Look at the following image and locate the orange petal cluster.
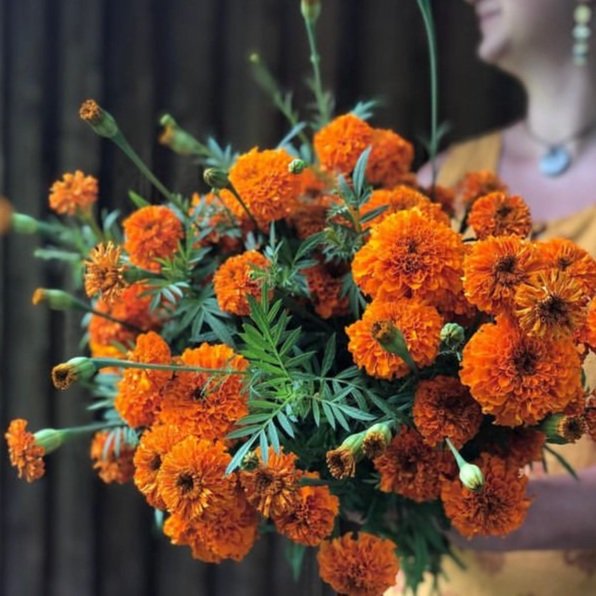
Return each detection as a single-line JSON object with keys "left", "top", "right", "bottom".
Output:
{"left": 346, "top": 299, "right": 443, "bottom": 380}
{"left": 90, "top": 430, "right": 136, "bottom": 484}
{"left": 317, "top": 532, "right": 400, "bottom": 596}
{"left": 304, "top": 262, "right": 350, "bottom": 319}
{"left": 49, "top": 170, "right": 98, "bottom": 215}
{"left": 213, "top": 250, "right": 271, "bottom": 316}
{"left": 365, "top": 128, "right": 414, "bottom": 187}
{"left": 123, "top": 205, "right": 183, "bottom": 272}
{"left": 456, "top": 170, "right": 508, "bottom": 208}
{"left": 84, "top": 242, "right": 126, "bottom": 302}
{"left": 468, "top": 192, "right": 532, "bottom": 239}
{"left": 5, "top": 419, "right": 46, "bottom": 482}
{"left": 441, "top": 453, "right": 531, "bottom": 538}
{"left": 461, "top": 316, "right": 583, "bottom": 426}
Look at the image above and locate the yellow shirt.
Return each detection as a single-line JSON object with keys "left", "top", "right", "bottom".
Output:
{"left": 387, "top": 133, "right": 596, "bottom": 596}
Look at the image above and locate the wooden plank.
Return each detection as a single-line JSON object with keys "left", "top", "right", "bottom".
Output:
{"left": 0, "top": 1, "right": 52, "bottom": 595}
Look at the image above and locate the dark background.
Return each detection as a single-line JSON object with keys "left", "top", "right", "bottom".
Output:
{"left": 0, "top": 1, "right": 524, "bottom": 595}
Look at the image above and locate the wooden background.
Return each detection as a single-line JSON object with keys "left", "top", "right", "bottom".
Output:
{"left": 0, "top": 1, "right": 524, "bottom": 595}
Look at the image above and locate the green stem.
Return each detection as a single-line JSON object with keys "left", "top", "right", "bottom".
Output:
{"left": 445, "top": 437, "right": 466, "bottom": 469}
{"left": 91, "top": 357, "right": 248, "bottom": 376}
{"left": 112, "top": 131, "right": 174, "bottom": 203}
{"left": 416, "top": 0, "right": 440, "bottom": 188}
{"left": 63, "top": 421, "right": 123, "bottom": 438}
{"left": 304, "top": 18, "right": 330, "bottom": 125}
{"left": 227, "top": 182, "right": 261, "bottom": 230}
{"left": 80, "top": 212, "right": 104, "bottom": 242}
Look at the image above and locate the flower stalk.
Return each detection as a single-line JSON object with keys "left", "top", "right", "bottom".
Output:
{"left": 445, "top": 437, "right": 484, "bottom": 491}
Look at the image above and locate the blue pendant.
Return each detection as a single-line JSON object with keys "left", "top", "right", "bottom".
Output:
{"left": 539, "top": 146, "right": 571, "bottom": 177}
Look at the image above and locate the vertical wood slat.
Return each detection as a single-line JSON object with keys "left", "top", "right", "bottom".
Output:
{"left": 1, "top": 2, "right": 51, "bottom": 596}
{"left": 1, "top": 2, "right": 523, "bottom": 595}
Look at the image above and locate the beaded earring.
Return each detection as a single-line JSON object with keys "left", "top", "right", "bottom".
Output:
{"left": 573, "top": 0, "right": 593, "bottom": 65}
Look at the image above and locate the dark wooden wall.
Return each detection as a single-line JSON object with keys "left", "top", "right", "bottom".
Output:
{"left": 0, "top": 1, "right": 524, "bottom": 595}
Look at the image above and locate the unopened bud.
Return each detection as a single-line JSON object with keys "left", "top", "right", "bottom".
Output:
{"left": 203, "top": 168, "right": 230, "bottom": 190}
{"left": 288, "top": 159, "right": 306, "bottom": 174}
{"left": 32, "top": 288, "right": 85, "bottom": 311}
{"left": 362, "top": 422, "right": 392, "bottom": 459}
{"left": 159, "top": 114, "right": 205, "bottom": 156}
{"left": 52, "top": 357, "right": 97, "bottom": 390}
{"left": 79, "top": 99, "right": 119, "bottom": 139}
{"left": 10, "top": 212, "right": 42, "bottom": 235}
{"left": 326, "top": 431, "right": 365, "bottom": 479}
{"left": 301, "top": 0, "right": 322, "bottom": 24}
{"left": 440, "top": 322, "right": 465, "bottom": 351}
{"left": 459, "top": 462, "right": 484, "bottom": 491}
{"left": 371, "top": 320, "right": 417, "bottom": 373}
{"left": 33, "top": 428, "right": 67, "bottom": 454}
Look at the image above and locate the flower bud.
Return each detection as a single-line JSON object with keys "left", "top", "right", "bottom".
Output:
{"left": 301, "top": 0, "right": 322, "bottom": 24}
{"left": 32, "top": 288, "right": 85, "bottom": 311}
{"left": 159, "top": 114, "right": 204, "bottom": 156}
{"left": 362, "top": 422, "right": 392, "bottom": 459}
{"left": 203, "top": 167, "right": 230, "bottom": 190}
{"left": 79, "top": 99, "right": 119, "bottom": 139}
{"left": 326, "top": 431, "right": 365, "bottom": 479}
{"left": 288, "top": 159, "right": 306, "bottom": 174}
{"left": 10, "top": 212, "right": 42, "bottom": 235}
{"left": 440, "top": 322, "right": 465, "bottom": 351}
{"left": 33, "top": 428, "right": 67, "bottom": 454}
{"left": 459, "top": 462, "right": 484, "bottom": 491}
{"left": 52, "top": 357, "right": 97, "bottom": 390}
{"left": 371, "top": 320, "right": 417, "bottom": 372}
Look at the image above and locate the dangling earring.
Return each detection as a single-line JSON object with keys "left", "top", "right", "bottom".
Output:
{"left": 573, "top": 0, "right": 593, "bottom": 66}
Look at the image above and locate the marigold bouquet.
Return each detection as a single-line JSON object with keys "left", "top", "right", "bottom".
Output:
{"left": 3, "top": 1, "right": 596, "bottom": 594}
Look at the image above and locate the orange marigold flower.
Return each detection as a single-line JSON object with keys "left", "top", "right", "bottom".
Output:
{"left": 419, "top": 184, "right": 456, "bottom": 217}
{"left": 90, "top": 430, "right": 136, "bottom": 484}
{"left": 352, "top": 210, "right": 464, "bottom": 307}
{"left": 5, "top": 419, "right": 46, "bottom": 482}
{"left": 373, "top": 426, "right": 456, "bottom": 502}
{"left": 515, "top": 269, "right": 589, "bottom": 339}
{"left": 413, "top": 376, "right": 483, "bottom": 448}
{"left": 49, "top": 170, "right": 98, "bottom": 216}
{"left": 228, "top": 148, "right": 302, "bottom": 228}
{"left": 468, "top": 192, "right": 532, "bottom": 239}
{"left": 84, "top": 242, "right": 126, "bottom": 303}
{"left": 213, "top": 250, "right": 271, "bottom": 316}
{"left": 463, "top": 235, "right": 542, "bottom": 315}
{"left": 365, "top": 128, "right": 414, "bottom": 188}
{"left": 299, "top": 166, "right": 330, "bottom": 196}
{"left": 286, "top": 194, "right": 337, "bottom": 239}
{"left": 461, "top": 315, "right": 583, "bottom": 426}
{"left": 274, "top": 472, "right": 339, "bottom": 546}
{"left": 240, "top": 447, "right": 302, "bottom": 518}
{"left": 479, "top": 427, "right": 546, "bottom": 468}
{"left": 159, "top": 343, "right": 248, "bottom": 439}
{"left": 314, "top": 114, "right": 374, "bottom": 176}
{"left": 577, "top": 299, "right": 596, "bottom": 351}
{"left": 89, "top": 283, "right": 160, "bottom": 360}
{"left": 585, "top": 392, "right": 596, "bottom": 442}
{"left": 538, "top": 237, "right": 596, "bottom": 299}
{"left": 456, "top": 170, "right": 508, "bottom": 208}
{"left": 304, "top": 262, "right": 350, "bottom": 319}
{"left": 326, "top": 446, "right": 358, "bottom": 480}
{"left": 123, "top": 205, "right": 183, "bottom": 272}
{"left": 317, "top": 532, "right": 400, "bottom": 596}
{"left": 441, "top": 453, "right": 531, "bottom": 538}
{"left": 114, "top": 331, "right": 172, "bottom": 428}
{"left": 157, "top": 437, "right": 236, "bottom": 521}
{"left": 133, "top": 424, "right": 186, "bottom": 509}
{"left": 163, "top": 513, "right": 221, "bottom": 563}
{"left": 360, "top": 186, "right": 450, "bottom": 229}
{"left": 346, "top": 298, "right": 443, "bottom": 380}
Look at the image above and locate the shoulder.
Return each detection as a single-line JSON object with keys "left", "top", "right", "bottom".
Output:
{"left": 417, "top": 130, "right": 503, "bottom": 188}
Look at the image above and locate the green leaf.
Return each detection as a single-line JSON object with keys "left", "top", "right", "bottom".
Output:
{"left": 226, "top": 425, "right": 262, "bottom": 440}
{"left": 267, "top": 421, "right": 281, "bottom": 452}
{"left": 129, "top": 190, "right": 150, "bottom": 208}
{"left": 321, "top": 334, "right": 336, "bottom": 376}
{"left": 226, "top": 436, "right": 257, "bottom": 474}
{"left": 284, "top": 541, "right": 307, "bottom": 582}
{"left": 352, "top": 146, "right": 372, "bottom": 197}
{"left": 277, "top": 411, "right": 295, "bottom": 438}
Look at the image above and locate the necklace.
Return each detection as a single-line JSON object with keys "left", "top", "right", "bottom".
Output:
{"left": 524, "top": 119, "right": 596, "bottom": 177}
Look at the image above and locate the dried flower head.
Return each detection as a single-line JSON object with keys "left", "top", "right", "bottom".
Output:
{"left": 441, "top": 453, "right": 531, "bottom": 538}
{"left": 468, "top": 192, "right": 532, "bottom": 239}
{"left": 461, "top": 315, "right": 583, "bottom": 426}
{"left": 413, "top": 376, "right": 483, "bottom": 448}
{"left": 84, "top": 242, "right": 126, "bottom": 302}
{"left": 90, "top": 430, "right": 136, "bottom": 484}
{"left": 49, "top": 170, "right": 98, "bottom": 216}
{"left": 123, "top": 205, "right": 183, "bottom": 273}
{"left": 5, "top": 419, "right": 46, "bottom": 482}
{"left": 213, "top": 250, "right": 271, "bottom": 316}
{"left": 317, "top": 532, "right": 400, "bottom": 596}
